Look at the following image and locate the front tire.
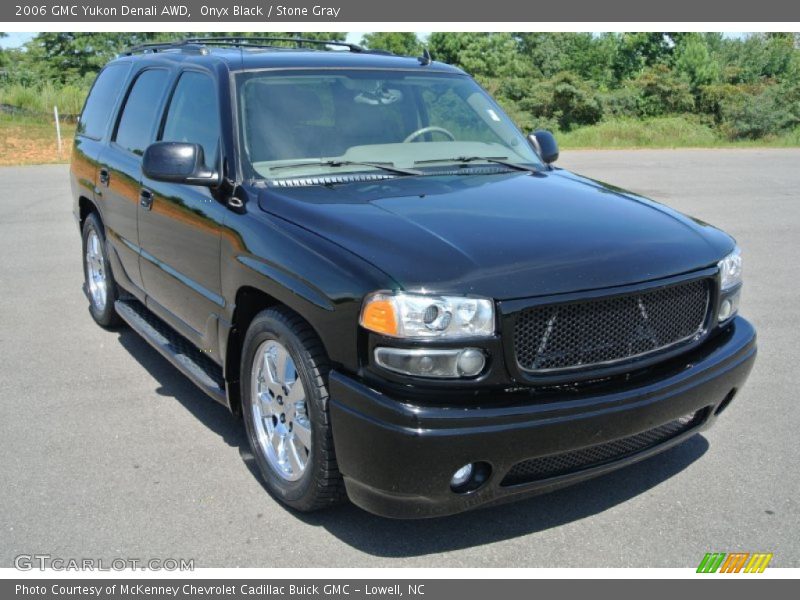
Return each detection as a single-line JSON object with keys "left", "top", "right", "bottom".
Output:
{"left": 240, "top": 307, "right": 345, "bottom": 512}
{"left": 81, "top": 212, "right": 121, "bottom": 327}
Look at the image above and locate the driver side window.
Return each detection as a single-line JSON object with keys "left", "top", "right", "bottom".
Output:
{"left": 160, "top": 71, "right": 221, "bottom": 170}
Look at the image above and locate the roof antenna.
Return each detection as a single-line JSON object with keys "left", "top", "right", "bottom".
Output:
{"left": 418, "top": 48, "right": 432, "bottom": 66}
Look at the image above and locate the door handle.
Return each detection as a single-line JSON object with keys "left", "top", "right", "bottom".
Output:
{"left": 98, "top": 168, "right": 110, "bottom": 186}
{"left": 139, "top": 188, "right": 154, "bottom": 210}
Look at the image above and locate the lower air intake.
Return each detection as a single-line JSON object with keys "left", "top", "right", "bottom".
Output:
{"left": 500, "top": 410, "right": 706, "bottom": 486}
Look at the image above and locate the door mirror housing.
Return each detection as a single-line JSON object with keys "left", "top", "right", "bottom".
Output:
{"left": 142, "top": 142, "right": 220, "bottom": 186}
{"left": 527, "top": 130, "right": 559, "bottom": 165}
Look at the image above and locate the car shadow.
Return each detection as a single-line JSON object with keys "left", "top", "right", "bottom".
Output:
{"left": 291, "top": 435, "right": 709, "bottom": 557}
{"left": 116, "top": 328, "right": 246, "bottom": 448}
{"left": 115, "top": 325, "right": 709, "bottom": 558}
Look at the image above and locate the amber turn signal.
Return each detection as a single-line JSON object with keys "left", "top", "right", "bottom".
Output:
{"left": 360, "top": 296, "right": 398, "bottom": 336}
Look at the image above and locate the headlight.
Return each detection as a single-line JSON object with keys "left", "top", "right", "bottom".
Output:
{"left": 360, "top": 292, "right": 495, "bottom": 339}
{"left": 717, "top": 246, "right": 742, "bottom": 323}
{"left": 718, "top": 246, "right": 742, "bottom": 291}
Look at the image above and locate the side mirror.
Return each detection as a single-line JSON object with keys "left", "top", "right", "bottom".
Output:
{"left": 528, "top": 130, "right": 559, "bottom": 165}
{"left": 142, "top": 142, "right": 220, "bottom": 186}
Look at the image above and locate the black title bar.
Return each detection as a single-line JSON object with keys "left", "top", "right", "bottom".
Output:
{"left": 3, "top": 0, "right": 800, "bottom": 22}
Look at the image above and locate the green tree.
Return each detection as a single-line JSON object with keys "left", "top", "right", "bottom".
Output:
{"left": 674, "top": 33, "right": 720, "bottom": 90}
{"left": 428, "top": 32, "right": 530, "bottom": 78}
{"left": 630, "top": 64, "right": 696, "bottom": 117}
{"left": 0, "top": 33, "right": 8, "bottom": 71}
{"left": 519, "top": 72, "right": 603, "bottom": 130}
{"left": 611, "top": 33, "right": 672, "bottom": 82}
{"left": 360, "top": 32, "right": 421, "bottom": 55}
{"left": 720, "top": 33, "right": 798, "bottom": 84}
{"left": 516, "top": 33, "right": 616, "bottom": 84}
{"left": 27, "top": 33, "right": 160, "bottom": 82}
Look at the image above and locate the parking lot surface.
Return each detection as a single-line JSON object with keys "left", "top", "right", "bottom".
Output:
{"left": 1, "top": 149, "right": 797, "bottom": 567}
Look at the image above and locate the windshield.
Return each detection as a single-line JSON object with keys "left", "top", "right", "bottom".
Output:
{"left": 235, "top": 70, "right": 542, "bottom": 179}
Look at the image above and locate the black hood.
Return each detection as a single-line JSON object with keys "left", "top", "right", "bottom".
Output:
{"left": 257, "top": 169, "right": 733, "bottom": 300}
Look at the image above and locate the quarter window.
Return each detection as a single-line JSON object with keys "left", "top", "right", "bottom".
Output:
{"left": 78, "top": 63, "right": 131, "bottom": 140}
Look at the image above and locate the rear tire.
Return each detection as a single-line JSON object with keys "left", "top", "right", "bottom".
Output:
{"left": 240, "top": 307, "right": 346, "bottom": 512}
{"left": 81, "top": 212, "right": 121, "bottom": 328}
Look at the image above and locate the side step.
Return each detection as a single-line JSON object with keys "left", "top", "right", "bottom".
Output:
{"left": 115, "top": 299, "right": 227, "bottom": 405}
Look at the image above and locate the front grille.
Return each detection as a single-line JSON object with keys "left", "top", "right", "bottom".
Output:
{"left": 500, "top": 410, "right": 705, "bottom": 486}
{"left": 513, "top": 278, "right": 710, "bottom": 374}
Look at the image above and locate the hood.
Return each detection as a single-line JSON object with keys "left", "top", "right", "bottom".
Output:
{"left": 257, "top": 169, "right": 734, "bottom": 300}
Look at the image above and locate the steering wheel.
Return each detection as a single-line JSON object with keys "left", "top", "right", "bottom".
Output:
{"left": 403, "top": 126, "right": 456, "bottom": 143}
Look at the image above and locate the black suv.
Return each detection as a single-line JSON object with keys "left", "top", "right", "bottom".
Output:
{"left": 71, "top": 38, "right": 756, "bottom": 518}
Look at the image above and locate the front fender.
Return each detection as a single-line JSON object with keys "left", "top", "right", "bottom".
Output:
{"left": 219, "top": 205, "right": 397, "bottom": 372}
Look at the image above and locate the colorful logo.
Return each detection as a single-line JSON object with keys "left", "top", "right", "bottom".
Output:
{"left": 697, "top": 552, "right": 773, "bottom": 573}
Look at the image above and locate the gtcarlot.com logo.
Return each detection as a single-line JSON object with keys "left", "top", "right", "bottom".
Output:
{"left": 14, "top": 554, "right": 194, "bottom": 571}
{"left": 697, "top": 552, "right": 773, "bottom": 573}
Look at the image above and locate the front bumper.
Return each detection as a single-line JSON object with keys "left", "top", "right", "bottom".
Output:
{"left": 329, "top": 317, "right": 757, "bottom": 518}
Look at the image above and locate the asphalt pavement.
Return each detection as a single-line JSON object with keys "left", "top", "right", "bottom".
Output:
{"left": 0, "top": 149, "right": 797, "bottom": 567}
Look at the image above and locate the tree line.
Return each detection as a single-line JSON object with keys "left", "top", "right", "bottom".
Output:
{"left": 1, "top": 32, "right": 798, "bottom": 140}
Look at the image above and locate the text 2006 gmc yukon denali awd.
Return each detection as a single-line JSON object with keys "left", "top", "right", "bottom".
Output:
{"left": 70, "top": 38, "right": 756, "bottom": 518}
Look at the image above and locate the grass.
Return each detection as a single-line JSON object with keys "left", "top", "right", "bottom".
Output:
{"left": 0, "top": 113, "right": 76, "bottom": 166}
{"left": 559, "top": 116, "right": 800, "bottom": 149}
{"left": 0, "top": 82, "right": 87, "bottom": 116}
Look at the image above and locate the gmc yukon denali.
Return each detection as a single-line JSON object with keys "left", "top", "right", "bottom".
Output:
{"left": 70, "top": 38, "right": 756, "bottom": 518}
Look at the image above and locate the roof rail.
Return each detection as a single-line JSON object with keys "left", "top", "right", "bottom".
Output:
{"left": 183, "top": 36, "right": 367, "bottom": 53}
{"left": 120, "top": 37, "right": 399, "bottom": 58}
{"left": 122, "top": 40, "right": 209, "bottom": 56}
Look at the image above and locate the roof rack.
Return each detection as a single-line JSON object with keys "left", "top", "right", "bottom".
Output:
{"left": 185, "top": 36, "right": 367, "bottom": 53}
{"left": 122, "top": 41, "right": 208, "bottom": 56}
{"left": 122, "top": 36, "right": 371, "bottom": 56}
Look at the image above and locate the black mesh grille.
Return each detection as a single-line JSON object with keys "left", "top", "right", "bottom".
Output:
{"left": 513, "top": 278, "right": 710, "bottom": 373}
{"left": 501, "top": 410, "right": 705, "bottom": 486}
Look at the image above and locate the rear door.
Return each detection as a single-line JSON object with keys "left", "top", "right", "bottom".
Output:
{"left": 71, "top": 62, "right": 131, "bottom": 207}
{"left": 138, "top": 68, "right": 226, "bottom": 355}
{"left": 96, "top": 67, "right": 171, "bottom": 293}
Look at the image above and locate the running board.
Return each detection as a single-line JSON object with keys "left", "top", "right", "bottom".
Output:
{"left": 115, "top": 299, "right": 227, "bottom": 405}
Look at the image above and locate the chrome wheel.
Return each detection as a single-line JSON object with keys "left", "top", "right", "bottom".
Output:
{"left": 85, "top": 229, "right": 107, "bottom": 312}
{"left": 250, "top": 339, "right": 311, "bottom": 481}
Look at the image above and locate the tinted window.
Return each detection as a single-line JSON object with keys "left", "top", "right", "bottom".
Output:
{"left": 115, "top": 69, "right": 169, "bottom": 156}
{"left": 237, "top": 71, "right": 540, "bottom": 178}
{"left": 78, "top": 63, "right": 131, "bottom": 139}
{"left": 161, "top": 71, "right": 220, "bottom": 169}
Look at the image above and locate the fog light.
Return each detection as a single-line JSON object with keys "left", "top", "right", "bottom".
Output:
{"left": 719, "top": 299, "right": 733, "bottom": 321}
{"left": 718, "top": 289, "right": 741, "bottom": 322}
{"left": 374, "top": 347, "right": 486, "bottom": 378}
{"left": 451, "top": 463, "right": 474, "bottom": 488}
{"left": 456, "top": 349, "right": 486, "bottom": 376}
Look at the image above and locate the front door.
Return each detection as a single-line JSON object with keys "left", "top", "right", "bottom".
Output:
{"left": 138, "top": 69, "right": 226, "bottom": 356}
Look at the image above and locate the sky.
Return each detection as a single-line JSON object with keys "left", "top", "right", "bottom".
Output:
{"left": 1, "top": 32, "right": 35, "bottom": 48}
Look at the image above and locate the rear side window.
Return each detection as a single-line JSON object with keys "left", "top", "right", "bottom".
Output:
{"left": 160, "top": 71, "right": 221, "bottom": 169}
{"left": 77, "top": 63, "right": 131, "bottom": 140}
{"left": 114, "top": 69, "right": 170, "bottom": 156}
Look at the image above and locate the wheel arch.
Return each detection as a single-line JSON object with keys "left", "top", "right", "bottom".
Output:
{"left": 78, "top": 196, "right": 101, "bottom": 231}
{"left": 224, "top": 286, "right": 330, "bottom": 416}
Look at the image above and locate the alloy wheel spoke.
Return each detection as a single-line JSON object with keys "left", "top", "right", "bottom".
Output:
{"left": 286, "top": 437, "right": 304, "bottom": 474}
{"left": 292, "top": 417, "right": 312, "bottom": 450}
{"left": 270, "top": 429, "right": 284, "bottom": 458}
{"left": 274, "top": 349, "right": 288, "bottom": 385}
{"left": 257, "top": 391, "right": 273, "bottom": 415}
{"left": 285, "top": 378, "right": 305, "bottom": 403}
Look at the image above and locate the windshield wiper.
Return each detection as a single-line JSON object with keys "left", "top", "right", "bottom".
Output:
{"left": 269, "top": 160, "right": 422, "bottom": 176}
{"left": 414, "top": 156, "right": 538, "bottom": 174}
